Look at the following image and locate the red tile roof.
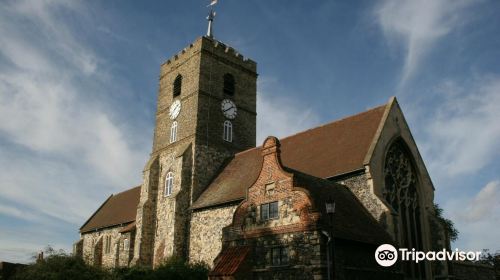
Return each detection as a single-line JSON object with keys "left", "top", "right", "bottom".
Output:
{"left": 80, "top": 103, "right": 387, "bottom": 232}
{"left": 192, "top": 103, "right": 387, "bottom": 209}
{"left": 209, "top": 246, "right": 251, "bottom": 276}
{"left": 80, "top": 186, "right": 141, "bottom": 233}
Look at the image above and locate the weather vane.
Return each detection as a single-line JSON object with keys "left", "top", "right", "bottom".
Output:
{"left": 206, "top": 0, "right": 217, "bottom": 38}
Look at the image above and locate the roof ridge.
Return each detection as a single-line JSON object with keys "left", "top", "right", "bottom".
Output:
{"left": 113, "top": 185, "right": 141, "bottom": 196}
{"left": 233, "top": 102, "right": 387, "bottom": 158}
{"left": 279, "top": 103, "right": 387, "bottom": 142}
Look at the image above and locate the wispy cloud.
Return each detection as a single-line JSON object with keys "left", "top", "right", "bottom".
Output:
{"left": 257, "top": 77, "right": 321, "bottom": 144}
{"left": 418, "top": 76, "right": 500, "bottom": 181}
{"left": 445, "top": 180, "right": 500, "bottom": 251}
{"left": 375, "top": 0, "right": 474, "bottom": 86}
{"left": 0, "top": 0, "right": 148, "bottom": 262}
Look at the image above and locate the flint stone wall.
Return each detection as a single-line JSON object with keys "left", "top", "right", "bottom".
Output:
{"left": 189, "top": 204, "right": 238, "bottom": 267}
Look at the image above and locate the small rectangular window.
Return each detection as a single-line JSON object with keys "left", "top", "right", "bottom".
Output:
{"left": 261, "top": 203, "right": 269, "bottom": 220}
{"left": 281, "top": 247, "right": 289, "bottom": 265}
{"left": 223, "top": 121, "right": 233, "bottom": 142}
{"left": 170, "top": 121, "right": 178, "bottom": 143}
{"left": 269, "top": 201, "right": 278, "bottom": 219}
{"left": 105, "top": 236, "right": 112, "bottom": 254}
{"left": 124, "top": 238, "right": 129, "bottom": 251}
{"left": 260, "top": 201, "right": 279, "bottom": 221}
{"left": 271, "top": 247, "right": 289, "bottom": 266}
{"left": 272, "top": 247, "right": 280, "bottom": 266}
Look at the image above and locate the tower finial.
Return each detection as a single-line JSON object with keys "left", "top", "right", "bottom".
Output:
{"left": 206, "top": 0, "right": 217, "bottom": 38}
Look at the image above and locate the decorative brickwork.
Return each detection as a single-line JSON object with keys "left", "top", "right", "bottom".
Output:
{"left": 76, "top": 35, "right": 448, "bottom": 280}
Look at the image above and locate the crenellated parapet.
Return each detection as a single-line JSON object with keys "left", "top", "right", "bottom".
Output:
{"left": 160, "top": 36, "right": 256, "bottom": 77}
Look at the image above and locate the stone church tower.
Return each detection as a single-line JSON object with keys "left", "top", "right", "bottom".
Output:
{"left": 77, "top": 24, "right": 479, "bottom": 279}
{"left": 131, "top": 36, "right": 257, "bottom": 266}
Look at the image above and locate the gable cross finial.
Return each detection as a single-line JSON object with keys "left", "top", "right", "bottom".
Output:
{"left": 206, "top": 0, "right": 218, "bottom": 38}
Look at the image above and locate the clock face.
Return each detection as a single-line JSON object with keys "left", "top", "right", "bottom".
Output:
{"left": 221, "top": 99, "right": 237, "bottom": 119}
{"left": 169, "top": 100, "right": 181, "bottom": 120}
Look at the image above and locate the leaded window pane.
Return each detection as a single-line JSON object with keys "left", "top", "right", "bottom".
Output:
{"left": 281, "top": 247, "right": 289, "bottom": 264}
{"left": 272, "top": 247, "right": 280, "bottom": 266}
{"left": 269, "top": 201, "right": 278, "bottom": 219}
{"left": 261, "top": 203, "right": 269, "bottom": 220}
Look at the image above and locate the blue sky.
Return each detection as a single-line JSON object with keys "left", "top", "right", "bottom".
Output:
{"left": 1, "top": 0, "right": 499, "bottom": 263}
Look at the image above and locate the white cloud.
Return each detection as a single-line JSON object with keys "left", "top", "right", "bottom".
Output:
{"left": 446, "top": 180, "right": 500, "bottom": 252}
{"left": 0, "top": 0, "right": 148, "bottom": 262}
{"left": 375, "top": 0, "right": 474, "bottom": 86}
{"left": 0, "top": 204, "right": 38, "bottom": 222}
{"left": 257, "top": 77, "right": 321, "bottom": 144}
{"left": 419, "top": 76, "right": 500, "bottom": 180}
{"left": 0, "top": 227, "right": 71, "bottom": 263}
{"left": 460, "top": 181, "right": 500, "bottom": 222}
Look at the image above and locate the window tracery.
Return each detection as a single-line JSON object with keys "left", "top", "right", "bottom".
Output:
{"left": 383, "top": 139, "right": 426, "bottom": 279}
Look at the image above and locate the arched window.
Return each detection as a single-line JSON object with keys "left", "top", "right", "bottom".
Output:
{"left": 173, "top": 75, "right": 182, "bottom": 97}
{"left": 164, "top": 172, "right": 174, "bottom": 196}
{"left": 223, "top": 120, "right": 232, "bottom": 142}
{"left": 170, "top": 121, "right": 178, "bottom": 143}
{"left": 383, "top": 139, "right": 426, "bottom": 278}
{"left": 223, "top": 73, "right": 235, "bottom": 95}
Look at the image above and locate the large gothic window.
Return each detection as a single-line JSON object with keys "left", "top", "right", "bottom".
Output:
{"left": 384, "top": 139, "right": 426, "bottom": 279}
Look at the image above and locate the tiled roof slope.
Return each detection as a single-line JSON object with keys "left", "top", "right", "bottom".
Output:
{"left": 80, "top": 186, "right": 141, "bottom": 233}
{"left": 192, "top": 103, "right": 386, "bottom": 209}
{"left": 209, "top": 246, "right": 251, "bottom": 277}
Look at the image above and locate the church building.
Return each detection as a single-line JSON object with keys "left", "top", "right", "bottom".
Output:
{"left": 74, "top": 32, "right": 453, "bottom": 279}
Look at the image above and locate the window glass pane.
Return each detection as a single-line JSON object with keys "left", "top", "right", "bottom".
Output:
{"left": 124, "top": 239, "right": 129, "bottom": 250}
{"left": 261, "top": 204, "right": 269, "bottom": 220}
{"left": 269, "top": 202, "right": 278, "bottom": 219}
{"left": 281, "top": 247, "right": 289, "bottom": 264}
{"left": 272, "top": 248, "right": 280, "bottom": 266}
{"left": 165, "top": 173, "right": 173, "bottom": 196}
{"left": 223, "top": 121, "right": 232, "bottom": 142}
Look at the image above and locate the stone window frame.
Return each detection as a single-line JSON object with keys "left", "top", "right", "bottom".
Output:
{"left": 260, "top": 201, "right": 279, "bottom": 221}
{"left": 223, "top": 120, "right": 233, "bottom": 142}
{"left": 270, "top": 246, "right": 289, "bottom": 266}
{"left": 383, "top": 138, "right": 426, "bottom": 278}
{"left": 123, "top": 238, "right": 129, "bottom": 251}
{"left": 104, "top": 235, "right": 112, "bottom": 254}
{"left": 223, "top": 73, "right": 235, "bottom": 95}
{"left": 164, "top": 172, "right": 174, "bottom": 197}
{"left": 170, "top": 121, "right": 178, "bottom": 143}
{"left": 173, "top": 74, "right": 182, "bottom": 97}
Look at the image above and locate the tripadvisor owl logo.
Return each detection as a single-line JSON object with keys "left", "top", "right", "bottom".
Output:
{"left": 375, "top": 244, "right": 398, "bottom": 267}
{"left": 375, "top": 244, "right": 482, "bottom": 267}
